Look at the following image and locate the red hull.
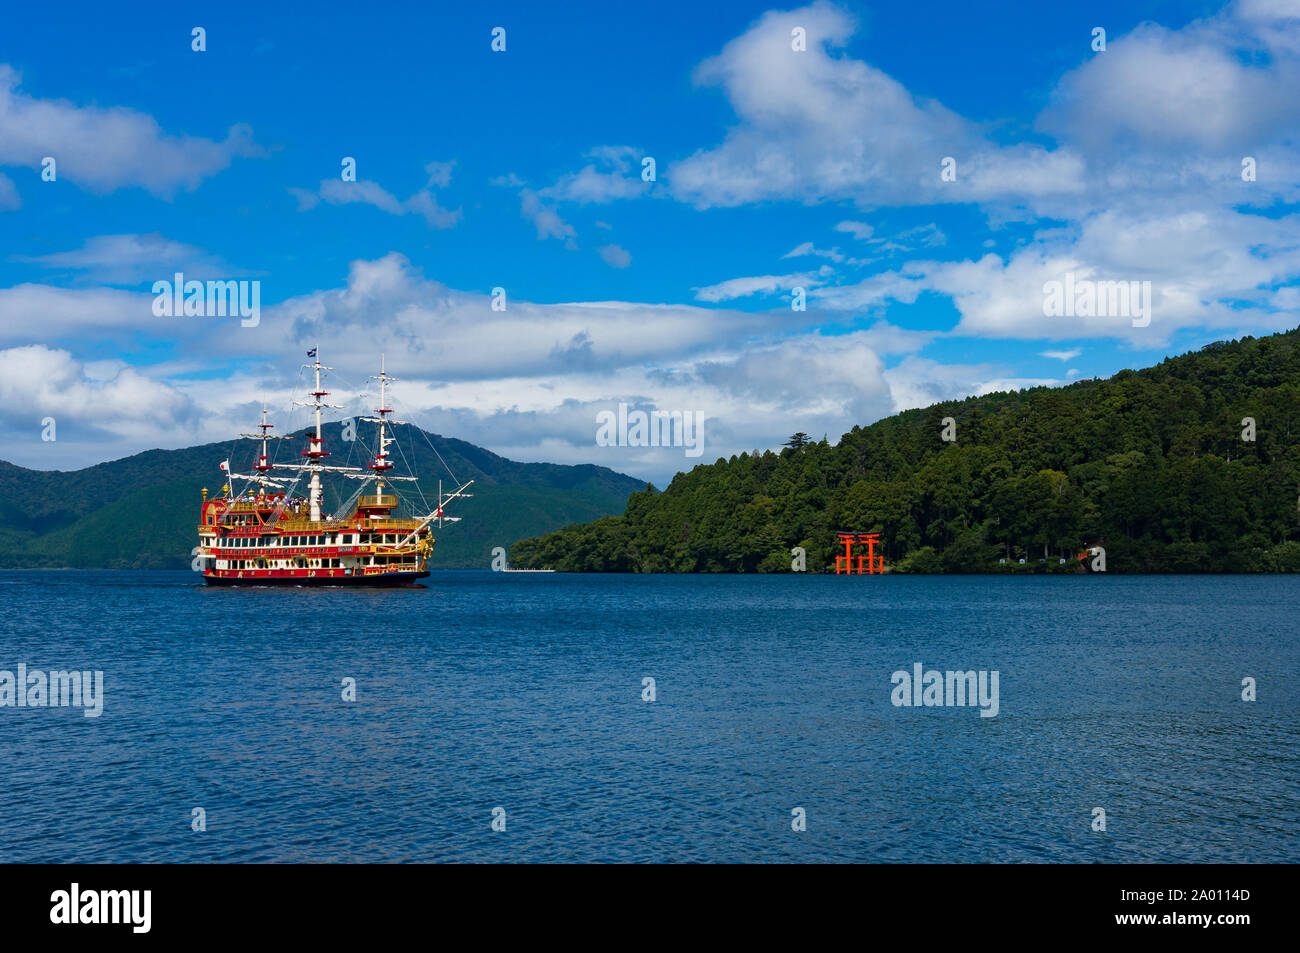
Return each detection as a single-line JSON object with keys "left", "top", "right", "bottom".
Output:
{"left": 203, "top": 568, "right": 429, "bottom": 586}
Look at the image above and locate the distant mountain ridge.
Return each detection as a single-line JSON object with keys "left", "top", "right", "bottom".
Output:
{"left": 0, "top": 422, "right": 648, "bottom": 570}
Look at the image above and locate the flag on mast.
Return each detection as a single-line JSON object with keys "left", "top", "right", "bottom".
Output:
{"left": 307, "top": 347, "right": 317, "bottom": 358}
{"left": 219, "top": 460, "right": 229, "bottom": 472}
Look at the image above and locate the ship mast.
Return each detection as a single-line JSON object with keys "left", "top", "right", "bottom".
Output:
{"left": 352, "top": 354, "right": 419, "bottom": 498}
{"left": 238, "top": 407, "right": 291, "bottom": 491}
{"left": 307, "top": 351, "right": 328, "bottom": 520}
{"left": 370, "top": 355, "right": 394, "bottom": 498}
{"left": 284, "top": 348, "right": 355, "bottom": 521}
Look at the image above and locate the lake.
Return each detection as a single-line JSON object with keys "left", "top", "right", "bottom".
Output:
{"left": 0, "top": 570, "right": 1295, "bottom": 862}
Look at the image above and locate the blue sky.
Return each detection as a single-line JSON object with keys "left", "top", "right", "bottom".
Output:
{"left": 1, "top": 0, "right": 1297, "bottom": 487}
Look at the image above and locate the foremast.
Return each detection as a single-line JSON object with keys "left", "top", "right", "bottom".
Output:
{"left": 232, "top": 407, "right": 291, "bottom": 496}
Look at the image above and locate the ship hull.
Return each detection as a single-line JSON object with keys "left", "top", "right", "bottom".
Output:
{"left": 202, "top": 569, "right": 429, "bottom": 587}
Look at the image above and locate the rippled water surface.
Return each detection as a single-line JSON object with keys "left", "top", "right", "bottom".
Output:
{"left": 0, "top": 570, "right": 1296, "bottom": 863}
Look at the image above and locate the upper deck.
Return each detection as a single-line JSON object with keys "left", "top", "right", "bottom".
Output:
{"left": 198, "top": 491, "right": 427, "bottom": 538}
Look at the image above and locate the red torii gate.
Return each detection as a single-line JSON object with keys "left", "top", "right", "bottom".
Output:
{"left": 836, "top": 532, "right": 884, "bottom": 575}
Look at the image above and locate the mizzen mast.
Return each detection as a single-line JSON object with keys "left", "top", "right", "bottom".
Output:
{"left": 365, "top": 355, "right": 402, "bottom": 499}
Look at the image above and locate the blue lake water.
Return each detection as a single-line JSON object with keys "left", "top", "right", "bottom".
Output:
{"left": 0, "top": 570, "right": 1295, "bottom": 863}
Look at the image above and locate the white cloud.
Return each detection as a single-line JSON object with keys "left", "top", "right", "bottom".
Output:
{"left": 539, "top": 146, "right": 655, "bottom": 204}
{"left": 0, "top": 64, "right": 261, "bottom": 195}
{"left": 1041, "top": 348, "right": 1082, "bottom": 361}
{"left": 834, "top": 220, "right": 873, "bottom": 240}
{"left": 667, "top": 3, "right": 1080, "bottom": 210}
{"left": 882, "top": 356, "right": 1061, "bottom": 411}
{"left": 15, "top": 233, "right": 230, "bottom": 285}
{"left": 783, "top": 241, "right": 844, "bottom": 262}
{"left": 693, "top": 270, "right": 827, "bottom": 302}
{"left": 520, "top": 189, "right": 577, "bottom": 247}
{"left": 0, "top": 254, "right": 968, "bottom": 485}
{"left": 598, "top": 244, "right": 632, "bottom": 268}
{"left": 1040, "top": 13, "right": 1300, "bottom": 156}
{"left": 0, "top": 345, "right": 199, "bottom": 465}
{"left": 815, "top": 206, "right": 1300, "bottom": 343}
{"left": 295, "top": 162, "right": 462, "bottom": 229}
{"left": 0, "top": 283, "right": 153, "bottom": 346}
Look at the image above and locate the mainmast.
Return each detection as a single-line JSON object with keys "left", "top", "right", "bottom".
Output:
{"left": 369, "top": 355, "right": 396, "bottom": 498}
{"left": 293, "top": 348, "right": 345, "bottom": 521}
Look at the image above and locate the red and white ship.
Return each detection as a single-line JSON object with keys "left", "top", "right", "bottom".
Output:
{"left": 195, "top": 350, "right": 472, "bottom": 586}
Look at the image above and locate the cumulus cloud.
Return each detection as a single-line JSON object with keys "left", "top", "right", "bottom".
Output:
{"left": 1040, "top": 9, "right": 1300, "bottom": 156}
{"left": 667, "top": 3, "right": 1079, "bottom": 210}
{"left": 0, "top": 253, "right": 980, "bottom": 485}
{"left": 0, "top": 345, "right": 200, "bottom": 465}
{"left": 0, "top": 64, "right": 261, "bottom": 195}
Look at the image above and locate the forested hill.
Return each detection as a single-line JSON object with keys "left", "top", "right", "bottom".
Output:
{"left": 0, "top": 423, "right": 644, "bottom": 570}
{"left": 510, "top": 329, "right": 1300, "bottom": 573}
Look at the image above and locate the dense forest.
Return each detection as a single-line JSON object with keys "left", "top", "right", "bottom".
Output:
{"left": 510, "top": 329, "right": 1300, "bottom": 573}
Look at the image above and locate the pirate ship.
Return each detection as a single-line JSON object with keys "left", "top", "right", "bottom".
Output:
{"left": 195, "top": 350, "right": 472, "bottom": 586}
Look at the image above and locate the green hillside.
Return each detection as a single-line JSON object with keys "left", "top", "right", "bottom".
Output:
{"left": 510, "top": 329, "right": 1300, "bottom": 573}
{"left": 0, "top": 423, "right": 646, "bottom": 570}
